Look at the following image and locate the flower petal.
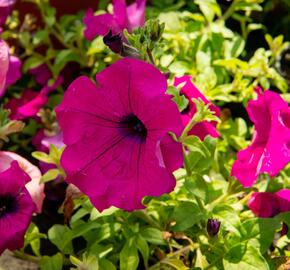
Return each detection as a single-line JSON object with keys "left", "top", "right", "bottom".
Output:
{"left": 83, "top": 9, "right": 118, "bottom": 40}
{"left": 232, "top": 90, "right": 290, "bottom": 187}
{"left": 0, "top": 40, "right": 9, "bottom": 97}
{"left": 127, "top": 0, "right": 146, "bottom": 30}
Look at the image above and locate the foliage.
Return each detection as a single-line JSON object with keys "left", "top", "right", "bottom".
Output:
{"left": 0, "top": 0, "right": 289, "bottom": 269}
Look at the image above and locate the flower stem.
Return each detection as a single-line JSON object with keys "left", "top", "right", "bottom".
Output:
{"left": 148, "top": 244, "right": 198, "bottom": 270}
{"left": 13, "top": 251, "right": 40, "bottom": 264}
{"left": 146, "top": 48, "right": 155, "bottom": 65}
{"left": 220, "top": 0, "right": 239, "bottom": 21}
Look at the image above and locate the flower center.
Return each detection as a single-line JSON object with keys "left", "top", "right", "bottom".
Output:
{"left": 0, "top": 195, "right": 17, "bottom": 218}
{"left": 119, "top": 114, "right": 147, "bottom": 142}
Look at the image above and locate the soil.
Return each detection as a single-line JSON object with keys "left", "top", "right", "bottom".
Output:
{"left": 0, "top": 251, "right": 38, "bottom": 270}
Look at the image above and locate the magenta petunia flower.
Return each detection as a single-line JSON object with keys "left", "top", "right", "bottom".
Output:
{"left": 5, "top": 89, "right": 48, "bottom": 120}
{"left": 0, "top": 0, "right": 16, "bottom": 27}
{"left": 56, "top": 57, "right": 183, "bottom": 211}
{"left": 0, "top": 151, "right": 45, "bottom": 213}
{"left": 248, "top": 189, "right": 290, "bottom": 218}
{"left": 174, "top": 76, "right": 220, "bottom": 140}
{"left": 0, "top": 159, "right": 35, "bottom": 254}
{"left": 0, "top": 40, "right": 21, "bottom": 97}
{"left": 83, "top": 0, "right": 146, "bottom": 40}
{"left": 5, "top": 77, "right": 62, "bottom": 120}
{"left": 232, "top": 89, "right": 290, "bottom": 187}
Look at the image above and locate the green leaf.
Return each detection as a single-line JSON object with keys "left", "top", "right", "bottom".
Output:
{"left": 173, "top": 94, "right": 189, "bottom": 112}
{"left": 163, "top": 258, "right": 189, "bottom": 270}
{"left": 48, "top": 225, "right": 73, "bottom": 254}
{"left": 70, "top": 254, "right": 100, "bottom": 270}
{"left": 41, "top": 169, "right": 59, "bottom": 183}
{"left": 230, "top": 36, "right": 245, "bottom": 58}
{"left": 32, "top": 151, "right": 52, "bottom": 163}
{"left": 239, "top": 218, "right": 281, "bottom": 254}
{"left": 194, "top": 0, "right": 221, "bottom": 22}
{"left": 136, "top": 235, "right": 149, "bottom": 268}
{"left": 85, "top": 223, "right": 122, "bottom": 246}
{"left": 99, "top": 259, "right": 116, "bottom": 270}
{"left": 140, "top": 228, "right": 165, "bottom": 245}
{"left": 184, "top": 175, "right": 208, "bottom": 201}
{"left": 223, "top": 241, "right": 270, "bottom": 270}
{"left": 195, "top": 248, "right": 209, "bottom": 268}
{"left": 212, "top": 204, "right": 240, "bottom": 232}
{"left": 32, "top": 30, "right": 49, "bottom": 46}
{"left": 120, "top": 239, "right": 139, "bottom": 270}
{"left": 54, "top": 50, "right": 80, "bottom": 74}
{"left": 40, "top": 253, "right": 63, "bottom": 270}
{"left": 44, "top": 6, "right": 56, "bottom": 26}
{"left": 23, "top": 56, "right": 45, "bottom": 73}
{"left": 172, "top": 201, "right": 203, "bottom": 231}
{"left": 24, "top": 223, "right": 46, "bottom": 256}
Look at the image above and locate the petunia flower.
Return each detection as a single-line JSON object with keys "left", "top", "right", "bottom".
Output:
{"left": 248, "top": 189, "right": 290, "bottom": 218}
{"left": 174, "top": 75, "right": 220, "bottom": 140}
{"left": 231, "top": 89, "right": 290, "bottom": 187}
{"left": 5, "top": 77, "right": 63, "bottom": 120}
{"left": 0, "top": 40, "right": 21, "bottom": 97}
{"left": 0, "top": 0, "right": 16, "bottom": 27}
{"left": 56, "top": 57, "right": 183, "bottom": 211}
{"left": 0, "top": 159, "right": 35, "bottom": 254}
{"left": 83, "top": 0, "right": 146, "bottom": 40}
{"left": 0, "top": 151, "right": 45, "bottom": 213}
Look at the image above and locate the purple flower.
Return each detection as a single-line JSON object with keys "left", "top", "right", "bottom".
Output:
{"left": 0, "top": 40, "right": 21, "bottom": 97}
{"left": 5, "top": 89, "right": 48, "bottom": 120}
{"left": 0, "top": 0, "right": 16, "bottom": 27}
{"left": 56, "top": 57, "right": 183, "bottom": 211}
{"left": 5, "top": 77, "right": 63, "bottom": 120}
{"left": 207, "top": 218, "right": 221, "bottom": 237}
{"left": 248, "top": 189, "right": 290, "bottom": 218}
{"left": 83, "top": 0, "right": 146, "bottom": 40}
{"left": 0, "top": 159, "right": 35, "bottom": 254}
{"left": 0, "top": 151, "right": 45, "bottom": 213}
{"left": 174, "top": 76, "right": 220, "bottom": 140}
{"left": 232, "top": 89, "right": 290, "bottom": 187}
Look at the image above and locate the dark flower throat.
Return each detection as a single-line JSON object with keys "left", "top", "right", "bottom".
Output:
{"left": 0, "top": 195, "right": 17, "bottom": 218}
{"left": 119, "top": 114, "right": 147, "bottom": 142}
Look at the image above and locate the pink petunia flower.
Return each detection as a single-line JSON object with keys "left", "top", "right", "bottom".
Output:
{"left": 248, "top": 189, "right": 290, "bottom": 218}
{"left": 0, "top": 0, "right": 16, "bottom": 27}
{"left": 56, "top": 57, "right": 183, "bottom": 211}
{"left": 0, "top": 151, "right": 45, "bottom": 213}
{"left": 174, "top": 75, "right": 220, "bottom": 140}
{"left": 232, "top": 89, "right": 290, "bottom": 187}
{"left": 5, "top": 77, "right": 63, "bottom": 120}
{"left": 0, "top": 160, "right": 35, "bottom": 254}
{"left": 0, "top": 40, "right": 21, "bottom": 97}
{"left": 83, "top": 0, "right": 146, "bottom": 40}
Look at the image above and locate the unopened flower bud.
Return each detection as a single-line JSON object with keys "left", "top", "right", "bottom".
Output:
{"left": 103, "top": 30, "right": 123, "bottom": 54}
{"left": 207, "top": 218, "right": 221, "bottom": 237}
